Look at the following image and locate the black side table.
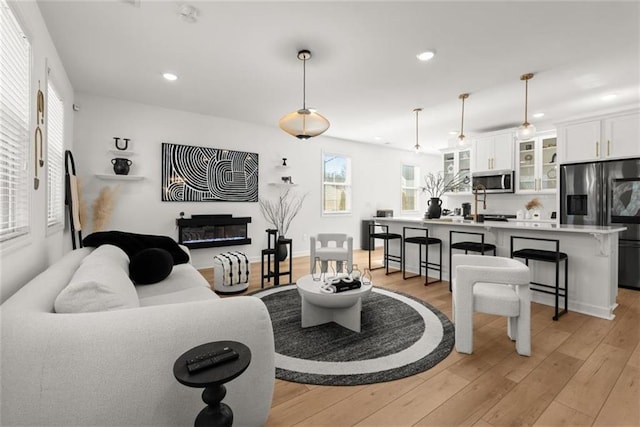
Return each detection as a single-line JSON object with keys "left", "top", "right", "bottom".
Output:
{"left": 173, "top": 341, "right": 251, "bottom": 427}
{"left": 261, "top": 229, "right": 293, "bottom": 288}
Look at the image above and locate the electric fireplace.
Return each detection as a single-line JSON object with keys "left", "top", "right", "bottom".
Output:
{"left": 176, "top": 215, "right": 251, "bottom": 249}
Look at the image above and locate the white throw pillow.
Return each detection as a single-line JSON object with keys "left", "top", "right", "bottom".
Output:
{"left": 54, "top": 245, "right": 139, "bottom": 313}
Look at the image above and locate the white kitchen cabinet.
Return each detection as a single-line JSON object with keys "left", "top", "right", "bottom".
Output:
{"left": 558, "top": 120, "right": 600, "bottom": 163}
{"left": 558, "top": 109, "right": 640, "bottom": 163}
{"left": 472, "top": 131, "right": 514, "bottom": 173}
{"left": 516, "top": 132, "right": 557, "bottom": 194}
{"left": 442, "top": 148, "right": 471, "bottom": 194}
{"left": 472, "top": 136, "right": 493, "bottom": 172}
{"left": 603, "top": 112, "right": 640, "bottom": 158}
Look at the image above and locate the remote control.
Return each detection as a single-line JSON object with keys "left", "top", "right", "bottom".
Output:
{"left": 186, "top": 358, "right": 215, "bottom": 373}
{"left": 210, "top": 350, "right": 239, "bottom": 366}
{"left": 186, "top": 347, "right": 233, "bottom": 365}
{"left": 186, "top": 349, "right": 239, "bottom": 374}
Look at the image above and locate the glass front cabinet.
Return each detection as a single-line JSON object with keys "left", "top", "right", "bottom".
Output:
{"left": 516, "top": 132, "right": 557, "bottom": 194}
{"left": 443, "top": 148, "right": 472, "bottom": 194}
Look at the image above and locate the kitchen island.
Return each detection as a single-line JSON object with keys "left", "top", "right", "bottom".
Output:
{"left": 373, "top": 217, "right": 626, "bottom": 320}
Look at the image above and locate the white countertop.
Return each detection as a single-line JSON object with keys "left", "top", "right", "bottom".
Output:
{"left": 373, "top": 216, "right": 627, "bottom": 235}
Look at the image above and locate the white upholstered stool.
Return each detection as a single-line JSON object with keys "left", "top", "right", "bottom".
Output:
{"left": 213, "top": 251, "right": 250, "bottom": 294}
{"left": 452, "top": 254, "right": 531, "bottom": 356}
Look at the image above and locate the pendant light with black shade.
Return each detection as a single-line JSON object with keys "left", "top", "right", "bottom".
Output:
{"left": 279, "top": 50, "right": 330, "bottom": 140}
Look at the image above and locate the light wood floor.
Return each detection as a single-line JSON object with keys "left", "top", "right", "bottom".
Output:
{"left": 201, "top": 249, "right": 640, "bottom": 427}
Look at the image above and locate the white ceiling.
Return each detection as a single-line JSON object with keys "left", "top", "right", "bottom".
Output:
{"left": 37, "top": 1, "right": 640, "bottom": 153}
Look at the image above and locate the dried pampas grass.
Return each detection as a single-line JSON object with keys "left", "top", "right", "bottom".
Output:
{"left": 525, "top": 197, "right": 542, "bottom": 211}
{"left": 92, "top": 185, "right": 120, "bottom": 232}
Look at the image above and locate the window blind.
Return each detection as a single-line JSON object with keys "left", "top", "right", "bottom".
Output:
{"left": 0, "top": 0, "right": 31, "bottom": 242}
{"left": 47, "top": 80, "right": 64, "bottom": 228}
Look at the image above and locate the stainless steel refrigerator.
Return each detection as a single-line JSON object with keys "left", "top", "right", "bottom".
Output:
{"left": 560, "top": 157, "right": 640, "bottom": 290}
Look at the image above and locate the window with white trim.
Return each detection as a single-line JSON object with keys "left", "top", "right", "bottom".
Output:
{"left": 47, "top": 79, "right": 64, "bottom": 228}
{"left": 401, "top": 164, "right": 420, "bottom": 212}
{"left": 322, "top": 153, "right": 352, "bottom": 214}
{"left": 0, "top": 0, "right": 31, "bottom": 243}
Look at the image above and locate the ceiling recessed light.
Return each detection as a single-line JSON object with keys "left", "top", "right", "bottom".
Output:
{"left": 163, "top": 72, "right": 178, "bottom": 81}
{"left": 448, "top": 130, "right": 458, "bottom": 135}
{"left": 602, "top": 93, "right": 617, "bottom": 101}
{"left": 533, "top": 112, "right": 545, "bottom": 118}
{"left": 120, "top": 0, "right": 140, "bottom": 7}
{"left": 416, "top": 51, "right": 436, "bottom": 62}
{"left": 178, "top": 4, "right": 199, "bottom": 23}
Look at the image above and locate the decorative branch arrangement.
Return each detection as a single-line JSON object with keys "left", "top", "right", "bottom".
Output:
{"left": 259, "top": 188, "right": 307, "bottom": 237}
{"left": 421, "top": 171, "right": 470, "bottom": 199}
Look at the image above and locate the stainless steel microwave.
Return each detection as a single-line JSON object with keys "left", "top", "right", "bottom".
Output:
{"left": 471, "top": 170, "right": 515, "bottom": 193}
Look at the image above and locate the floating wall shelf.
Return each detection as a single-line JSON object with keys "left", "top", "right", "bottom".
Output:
{"left": 108, "top": 150, "right": 134, "bottom": 157}
{"left": 268, "top": 182, "right": 298, "bottom": 187}
{"left": 96, "top": 174, "right": 144, "bottom": 181}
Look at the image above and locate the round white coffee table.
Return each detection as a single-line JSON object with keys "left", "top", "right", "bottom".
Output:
{"left": 296, "top": 274, "right": 372, "bottom": 333}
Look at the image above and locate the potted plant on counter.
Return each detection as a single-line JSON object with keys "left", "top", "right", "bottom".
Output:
{"left": 421, "top": 171, "right": 470, "bottom": 219}
{"left": 525, "top": 197, "right": 544, "bottom": 220}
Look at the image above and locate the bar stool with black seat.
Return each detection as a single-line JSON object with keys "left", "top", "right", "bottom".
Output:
{"left": 449, "top": 230, "right": 496, "bottom": 290}
{"left": 510, "top": 236, "right": 568, "bottom": 321}
{"left": 368, "top": 223, "right": 402, "bottom": 275}
{"left": 403, "top": 226, "right": 442, "bottom": 285}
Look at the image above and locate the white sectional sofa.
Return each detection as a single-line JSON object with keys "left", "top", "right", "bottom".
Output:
{"left": 0, "top": 244, "right": 275, "bottom": 426}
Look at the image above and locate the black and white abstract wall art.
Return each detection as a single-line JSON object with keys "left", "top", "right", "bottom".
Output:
{"left": 161, "top": 143, "right": 259, "bottom": 202}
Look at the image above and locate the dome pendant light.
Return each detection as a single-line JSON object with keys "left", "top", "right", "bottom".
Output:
{"left": 458, "top": 93, "right": 469, "bottom": 145}
{"left": 279, "top": 50, "right": 330, "bottom": 140}
{"left": 413, "top": 108, "right": 422, "bottom": 153}
{"left": 516, "top": 73, "right": 536, "bottom": 141}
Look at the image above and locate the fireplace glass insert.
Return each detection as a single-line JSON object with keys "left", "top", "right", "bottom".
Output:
{"left": 176, "top": 215, "right": 252, "bottom": 248}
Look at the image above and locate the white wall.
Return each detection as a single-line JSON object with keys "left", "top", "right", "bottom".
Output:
{"left": 0, "top": 1, "right": 74, "bottom": 303}
{"left": 72, "top": 92, "right": 440, "bottom": 269}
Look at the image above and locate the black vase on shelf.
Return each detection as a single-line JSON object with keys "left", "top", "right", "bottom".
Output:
{"left": 277, "top": 235, "right": 288, "bottom": 261}
{"left": 111, "top": 158, "right": 132, "bottom": 175}
{"left": 427, "top": 197, "right": 443, "bottom": 219}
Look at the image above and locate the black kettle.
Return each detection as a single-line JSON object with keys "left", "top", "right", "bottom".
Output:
{"left": 111, "top": 158, "right": 132, "bottom": 175}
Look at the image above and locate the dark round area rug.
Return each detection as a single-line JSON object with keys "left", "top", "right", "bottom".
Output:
{"left": 249, "top": 284, "right": 454, "bottom": 386}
